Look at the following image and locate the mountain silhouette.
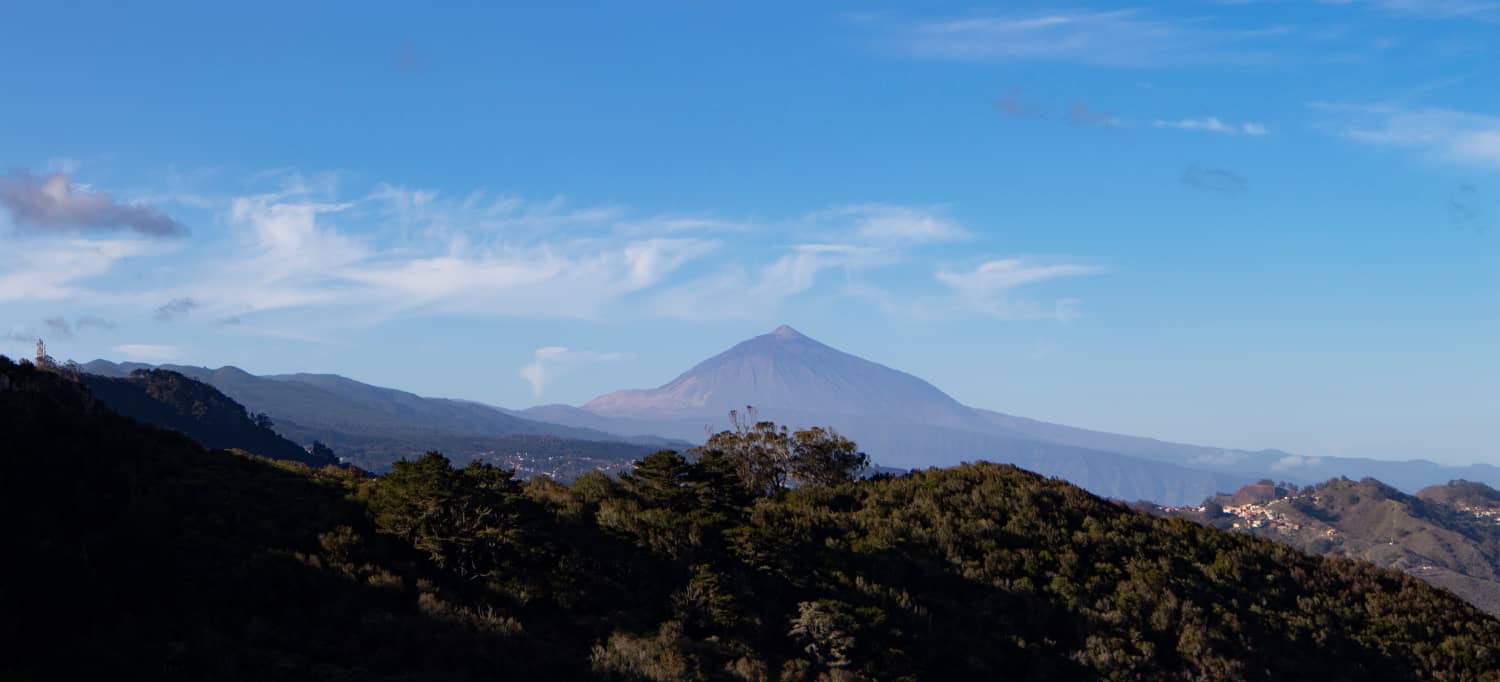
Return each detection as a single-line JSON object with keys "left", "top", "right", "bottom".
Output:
{"left": 533, "top": 326, "right": 1500, "bottom": 505}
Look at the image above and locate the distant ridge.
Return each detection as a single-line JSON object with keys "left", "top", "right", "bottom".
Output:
{"left": 80, "top": 368, "right": 336, "bottom": 467}
{"left": 533, "top": 325, "right": 1500, "bottom": 505}
{"left": 81, "top": 359, "right": 672, "bottom": 474}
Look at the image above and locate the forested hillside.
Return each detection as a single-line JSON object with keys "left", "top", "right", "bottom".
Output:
{"left": 81, "top": 359, "right": 670, "bottom": 474}
{"left": 80, "top": 368, "right": 337, "bottom": 467}
{"left": 5, "top": 355, "right": 1500, "bottom": 681}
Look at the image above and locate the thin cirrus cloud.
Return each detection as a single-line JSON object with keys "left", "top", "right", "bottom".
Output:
{"left": 885, "top": 9, "right": 1287, "bottom": 68}
{"left": 1319, "top": 103, "right": 1500, "bottom": 168}
{"left": 1154, "top": 117, "right": 1269, "bottom": 136}
{"left": 519, "top": 346, "right": 625, "bottom": 396}
{"left": 0, "top": 238, "right": 159, "bottom": 303}
{"left": 809, "top": 203, "right": 970, "bottom": 244}
{"left": 0, "top": 171, "right": 1103, "bottom": 332}
{"left": 113, "top": 344, "right": 182, "bottom": 362}
{"left": 936, "top": 259, "right": 1102, "bottom": 320}
{"left": 1329, "top": 0, "right": 1500, "bottom": 19}
{"left": 649, "top": 243, "right": 896, "bottom": 321}
{"left": 0, "top": 170, "right": 187, "bottom": 237}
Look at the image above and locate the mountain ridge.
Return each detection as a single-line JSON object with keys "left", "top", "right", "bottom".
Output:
{"left": 81, "top": 359, "right": 673, "bottom": 475}
{"left": 548, "top": 325, "right": 1500, "bottom": 505}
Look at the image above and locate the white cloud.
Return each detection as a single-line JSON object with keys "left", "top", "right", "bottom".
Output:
{"left": 887, "top": 9, "right": 1285, "bottom": 67}
{"left": 1323, "top": 0, "right": 1500, "bottom": 18}
{"left": 519, "top": 346, "right": 624, "bottom": 396}
{"left": 1154, "top": 117, "right": 1269, "bottom": 136}
{"left": 1, "top": 171, "right": 1104, "bottom": 332}
{"left": 810, "top": 204, "right": 969, "bottom": 244}
{"left": 1324, "top": 104, "right": 1500, "bottom": 168}
{"left": 1271, "top": 454, "right": 1324, "bottom": 471}
{"left": 650, "top": 243, "right": 892, "bottom": 320}
{"left": 0, "top": 238, "right": 158, "bottom": 302}
{"left": 937, "top": 259, "right": 1101, "bottom": 319}
{"left": 345, "top": 237, "right": 719, "bottom": 318}
{"left": 113, "top": 344, "right": 182, "bottom": 362}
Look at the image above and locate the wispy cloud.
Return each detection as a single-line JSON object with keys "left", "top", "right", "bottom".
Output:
{"left": 651, "top": 243, "right": 892, "bottom": 320}
{"left": 885, "top": 9, "right": 1286, "bottom": 68}
{"left": 0, "top": 238, "right": 159, "bottom": 303}
{"left": 519, "top": 346, "right": 625, "bottom": 396}
{"left": 1319, "top": 103, "right": 1500, "bottom": 168}
{"left": 936, "top": 259, "right": 1101, "bottom": 319}
{"left": 1182, "top": 165, "right": 1249, "bottom": 196}
{"left": 0, "top": 171, "right": 1102, "bottom": 331}
{"left": 113, "top": 344, "right": 182, "bottom": 362}
{"left": 1325, "top": 0, "right": 1500, "bottom": 19}
{"left": 810, "top": 204, "right": 969, "bottom": 244}
{"left": 0, "top": 170, "right": 187, "bottom": 237}
{"left": 1154, "top": 117, "right": 1268, "bottom": 136}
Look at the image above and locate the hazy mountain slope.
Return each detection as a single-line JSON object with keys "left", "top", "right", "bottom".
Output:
{"left": 584, "top": 325, "right": 983, "bottom": 429}
{"left": 80, "top": 368, "right": 335, "bottom": 467}
{"left": 82, "top": 360, "right": 661, "bottom": 473}
{"left": 981, "top": 405, "right": 1500, "bottom": 492}
{"left": 562, "top": 326, "right": 1500, "bottom": 504}
{"left": 1419, "top": 480, "right": 1500, "bottom": 508}
{"left": 9, "top": 353, "right": 1500, "bottom": 680}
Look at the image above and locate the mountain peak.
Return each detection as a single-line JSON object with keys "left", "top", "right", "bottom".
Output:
{"left": 581, "top": 325, "right": 974, "bottom": 425}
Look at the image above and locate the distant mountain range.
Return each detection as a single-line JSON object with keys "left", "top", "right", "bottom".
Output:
{"left": 526, "top": 326, "right": 1500, "bottom": 505}
{"left": 81, "top": 326, "right": 1500, "bottom": 505}
{"left": 1152, "top": 477, "right": 1500, "bottom": 616}
{"left": 81, "top": 360, "right": 673, "bottom": 476}
{"left": 80, "top": 368, "right": 337, "bottom": 468}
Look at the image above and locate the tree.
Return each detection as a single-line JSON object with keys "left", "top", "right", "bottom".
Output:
{"left": 695, "top": 407, "right": 792, "bottom": 497}
{"left": 622, "top": 450, "right": 695, "bottom": 510}
{"left": 789, "top": 600, "right": 860, "bottom": 669}
{"left": 692, "top": 408, "right": 869, "bottom": 497}
{"left": 310, "top": 440, "right": 337, "bottom": 462}
{"left": 788, "top": 426, "right": 867, "bottom": 487}
{"left": 253, "top": 412, "right": 275, "bottom": 429}
{"left": 34, "top": 338, "right": 56, "bottom": 370}
{"left": 363, "top": 452, "right": 523, "bottom": 579}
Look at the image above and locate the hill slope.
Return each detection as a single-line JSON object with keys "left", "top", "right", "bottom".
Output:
{"left": 83, "top": 359, "right": 669, "bottom": 474}
{"left": 1163, "top": 478, "right": 1500, "bottom": 616}
{"left": 6, "top": 354, "right": 1500, "bottom": 680}
{"left": 80, "top": 368, "right": 336, "bottom": 467}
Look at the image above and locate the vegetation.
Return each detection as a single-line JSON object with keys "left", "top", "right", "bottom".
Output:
{"left": 6, "top": 355, "right": 1500, "bottom": 680}
{"left": 81, "top": 368, "right": 337, "bottom": 467}
{"left": 79, "top": 359, "right": 666, "bottom": 473}
{"left": 1165, "top": 477, "right": 1500, "bottom": 617}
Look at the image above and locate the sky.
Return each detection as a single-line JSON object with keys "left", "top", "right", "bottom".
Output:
{"left": 0, "top": 1, "right": 1496, "bottom": 464}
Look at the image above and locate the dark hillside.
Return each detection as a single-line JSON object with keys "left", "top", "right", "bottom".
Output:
{"left": 5, "top": 355, "right": 1500, "bottom": 680}
{"left": 81, "top": 368, "right": 336, "bottom": 467}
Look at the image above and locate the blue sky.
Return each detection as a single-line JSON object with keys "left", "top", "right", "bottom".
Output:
{"left": 1, "top": 1, "right": 1496, "bottom": 463}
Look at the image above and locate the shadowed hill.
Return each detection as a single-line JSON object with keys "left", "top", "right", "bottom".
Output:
{"left": 81, "top": 368, "right": 336, "bottom": 467}
{"left": 7, "top": 354, "right": 1500, "bottom": 679}
{"left": 82, "top": 359, "right": 674, "bottom": 473}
